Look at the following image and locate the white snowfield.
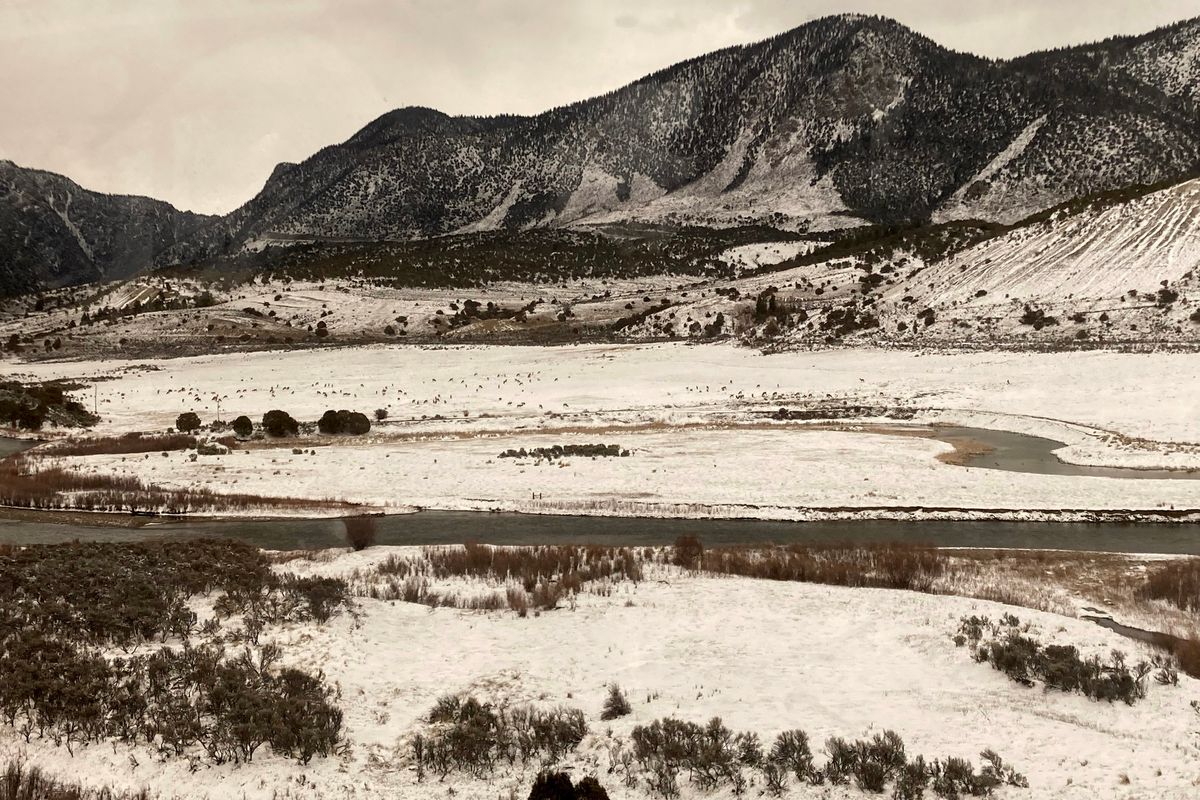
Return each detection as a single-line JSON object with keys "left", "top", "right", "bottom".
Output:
{"left": 14, "top": 342, "right": 1200, "bottom": 518}
{"left": 6, "top": 550, "right": 1198, "bottom": 800}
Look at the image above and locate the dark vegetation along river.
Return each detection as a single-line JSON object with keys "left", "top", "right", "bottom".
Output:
{"left": 2, "top": 426, "right": 1199, "bottom": 553}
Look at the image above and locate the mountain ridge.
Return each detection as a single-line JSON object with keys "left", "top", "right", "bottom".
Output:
{"left": 3, "top": 13, "right": 1200, "bottom": 295}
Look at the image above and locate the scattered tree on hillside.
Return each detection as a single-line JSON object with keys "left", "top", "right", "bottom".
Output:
{"left": 262, "top": 409, "right": 299, "bottom": 437}
{"left": 318, "top": 410, "right": 371, "bottom": 435}
{"left": 175, "top": 412, "right": 202, "bottom": 433}
{"left": 231, "top": 415, "right": 254, "bottom": 438}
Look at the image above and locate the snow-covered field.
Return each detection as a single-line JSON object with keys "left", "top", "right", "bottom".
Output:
{"left": 13, "top": 342, "right": 1200, "bottom": 518}
{"left": 6, "top": 548, "right": 1198, "bottom": 800}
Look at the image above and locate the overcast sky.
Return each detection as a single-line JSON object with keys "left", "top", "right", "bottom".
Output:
{"left": 2, "top": 0, "right": 1195, "bottom": 215}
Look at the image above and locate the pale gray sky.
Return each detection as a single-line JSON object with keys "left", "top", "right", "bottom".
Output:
{"left": 1, "top": 0, "right": 1195, "bottom": 215}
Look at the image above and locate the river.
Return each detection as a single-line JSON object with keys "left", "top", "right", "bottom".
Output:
{"left": 3, "top": 427, "right": 1199, "bottom": 552}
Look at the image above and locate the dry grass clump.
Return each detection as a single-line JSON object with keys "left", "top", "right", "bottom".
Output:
{"left": 360, "top": 543, "right": 642, "bottom": 613}
{"left": 40, "top": 433, "right": 197, "bottom": 457}
{"left": 1139, "top": 557, "right": 1200, "bottom": 612}
{"left": 1, "top": 760, "right": 157, "bottom": 800}
{"left": 698, "top": 542, "right": 946, "bottom": 592}
{"left": 0, "top": 453, "right": 348, "bottom": 515}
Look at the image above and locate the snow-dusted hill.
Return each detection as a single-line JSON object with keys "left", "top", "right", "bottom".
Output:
{"left": 168, "top": 14, "right": 1200, "bottom": 260}
{"left": 897, "top": 178, "right": 1200, "bottom": 310}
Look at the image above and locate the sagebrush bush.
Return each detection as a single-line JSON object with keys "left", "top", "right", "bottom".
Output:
{"left": 528, "top": 772, "right": 610, "bottom": 800}
{"left": 672, "top": 535, "right": 704, "bottom": 569}
{"left": 958, "top": 615, "right": 1151, "bottom": 704}
{"left": 601, "top": 684, "right": 632, "bottom": 720}
{"left": 413, "top": 695, "right": 587, "bottom": 780}
{"left": 0, "top": 541, "right": 349, "bottom": 766}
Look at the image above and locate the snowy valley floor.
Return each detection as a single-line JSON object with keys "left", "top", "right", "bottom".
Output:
{"left": 8, "top": 342, "right": 1200, "bottom": 520}
{"left": 5, "top": 546, "right": 1199, "bottom": 800}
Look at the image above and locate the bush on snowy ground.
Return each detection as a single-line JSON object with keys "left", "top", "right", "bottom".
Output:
{"left": 412, "top": 695, "right": 587, "bottom": 781}
{"left": 231, "top": 414, "right": 253, "bottom": 438}
{"left": 628, "top": 718, "right": 1026, "bottom": 799}
{"left": 318, "top": 409, "right": 371, "bottom": 435}
{"left": 671, "top": 535, "right": 703, "bottom": 569}
{"left": 601, "top": 683, "right": 632, "bottom": 720}
{"left": 957, "top": 615, "right": 1153, "bottom": 704}
{"left": 262, "top": 409, "right": 299, "bottom": 437}
{"left": 0, "top": 540, "right": 349, "bottom": 765}
{"left": 174, "top": 411, "right": 201, "bottom": 433}
{"left": 528, "top": 772, "right": 610, "bottom": 800}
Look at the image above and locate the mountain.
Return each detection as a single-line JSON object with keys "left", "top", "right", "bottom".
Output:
{"left": 3, "top": 13, "right": 1199, "bottom": 297}
{"left": 169, "top": 13, "right": 1200, "bottom": 260}
{"left": 0, "top": 161, "right": 212, "bottom": 296}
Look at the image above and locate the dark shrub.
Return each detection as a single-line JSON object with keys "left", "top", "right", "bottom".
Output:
{"left": 318, "top": 409, "right": 371, "bottom": 435}
{"left": 318, "top": 409, "right": 342, "bottom": 434}
{"left": 374, "top": 408, "right": 388, "bottom": 421}
{"left": 344, "top": 517, "right": 377, "bottom": 551}
{"left": 529, "top": 771, "right": 577, "bottom": 800}
{"left": 672, "top": 535, "right": 703, "bottom": 569}
{"left": 343, "top": 411, "right": 371, "bottom": 435}
{"left": 769, "top": 729, "right": 817, "bottom": 783}
{"left": 824, "top": 737, "right": 857, "bottom": 785}
{"left": 964, "top": 617, "right": 1150, "bottom": 704}
{"left": 574, "top": 776, "right": 610, "bottom": 800}
{"left": 175, "top": 411, "right": 201, "bottom": 433}
{"left": 231, "top": 415, "right": 253, "bottom": 438}
{"left": 894, "top": 756, "right": 929, "bottom": 799}
{"left": 1140, "top": 557, "right": 1200, "bottom": 612}
{"left": 601, "top": 684, "right": 631, "bottom": 720}
{"left": 262, "top": 409, "right": 299, "bottom": 437}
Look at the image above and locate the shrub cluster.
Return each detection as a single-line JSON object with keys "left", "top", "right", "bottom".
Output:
{"left": 956, "top": 615, "right": 1152, "bottom": 704}
{"left": 0, "top": 540, "right": 348, "bottom": 648}
{"left": 0, "top": 380, "right": 98, "bottom": 431}
{"left": 261, "top": 409, "right": 298, "bottom": 437}
{"left": 0, "top": 541, "right": 349, "bottom": 765}
{"left": 529, "top": 772, "right": 609, "bottom": 800}
{"left": 499, "top": 444, "right": 630, "bottom": 460}
{"left": 317, "top": 409, "right": 371, "bottom": 435}
{"left": 0, "top": 640, "right": 341, "bottom": 764}
{"left": 626, "top": 718, "right": 1025, "bottom": 798}
{"left": 411, "top": 695, "right": 587, "bottom": 780}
